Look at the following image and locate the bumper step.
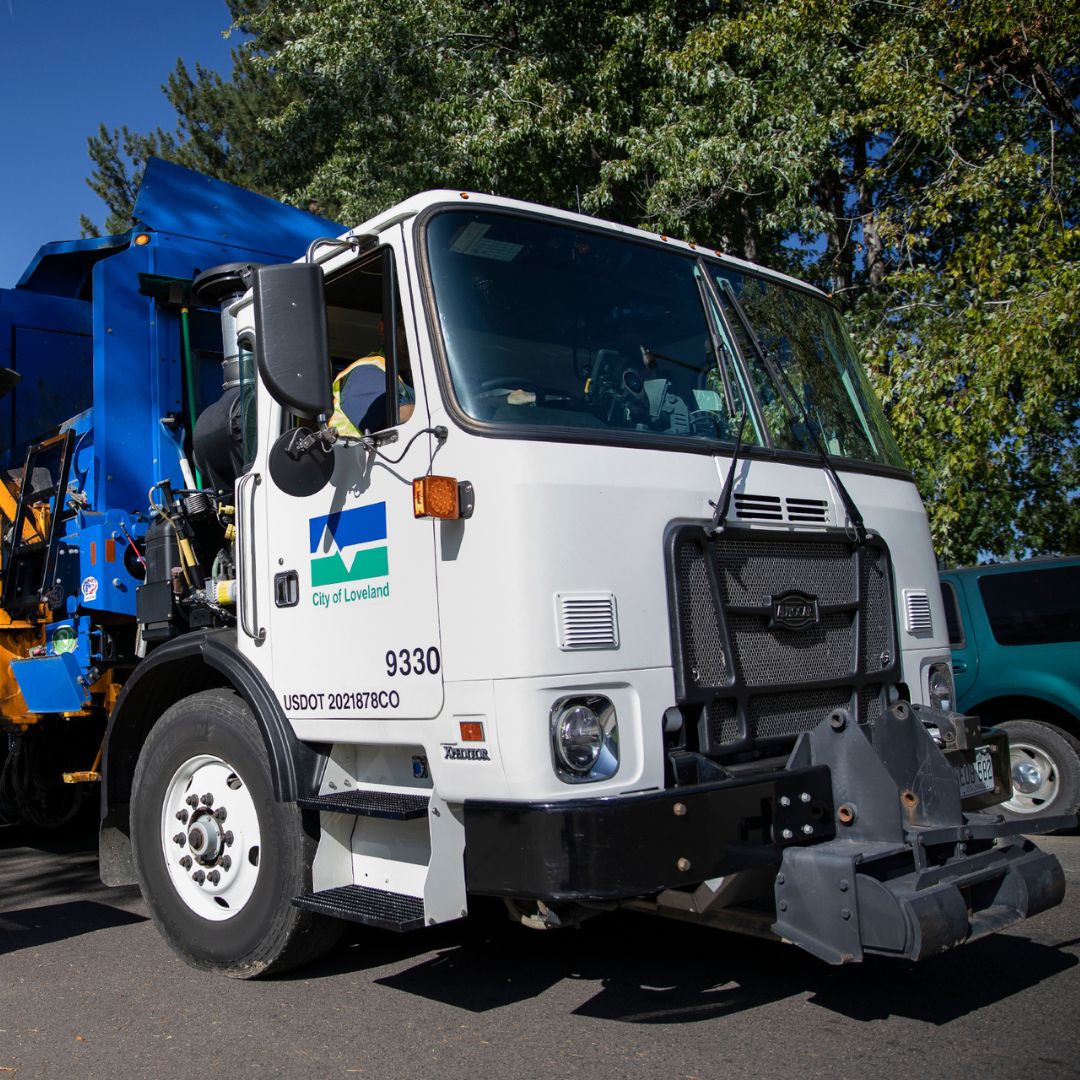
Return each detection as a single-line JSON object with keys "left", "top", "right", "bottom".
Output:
{"left": 293, "top": 885, "right": 426, "bottom": 931}
{"left": 297, "top": 789, "right": 430, "bottom": 819}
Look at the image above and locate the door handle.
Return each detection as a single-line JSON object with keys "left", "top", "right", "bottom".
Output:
{"left": 236, "top": 472, "right": 265, "bottom": 643}
{"left": 951, "top": 660, "right": 967, "bottom": 673}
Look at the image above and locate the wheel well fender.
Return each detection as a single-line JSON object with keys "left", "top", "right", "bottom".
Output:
{"left": 103, "top": 630, "right": 327, "bottom": 812}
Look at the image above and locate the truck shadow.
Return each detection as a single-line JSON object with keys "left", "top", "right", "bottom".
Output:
{"left": 0, "top": 898, "right": 147, "bottom": 956}
{"left": 310, "top": 907, "right": 1076, "bottom": 1026}
{"left": 0, "top": 821, "right": 148, "bottom": 953}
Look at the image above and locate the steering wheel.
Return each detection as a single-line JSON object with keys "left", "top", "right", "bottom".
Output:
{"left": 476, "top": 378, "right": 571, "bottom": 404}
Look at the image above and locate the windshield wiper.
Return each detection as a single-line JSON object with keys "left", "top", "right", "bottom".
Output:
{"left": 716, "top": 278, "right": 868, "bottom": 546}
{"left": 708, "top": 410, "right": 748, "bottom": 535}
{"left": 693, "top": 273, "right": 738, "bottom": 416}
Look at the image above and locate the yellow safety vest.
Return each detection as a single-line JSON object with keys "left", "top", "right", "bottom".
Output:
{"left": 329, "top": 354, "right": 388, "bottom": 438}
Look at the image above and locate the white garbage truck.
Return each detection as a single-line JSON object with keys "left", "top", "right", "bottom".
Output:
{"left": 0, "top": 160, "right": 1065, "bottom": 977}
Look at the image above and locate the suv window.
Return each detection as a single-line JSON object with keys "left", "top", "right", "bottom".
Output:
{"left": 940, "top": 581, "right": 965, "bottom": 647}
{"left": 977, "top": 566, "right": 1080, "bottom": 647}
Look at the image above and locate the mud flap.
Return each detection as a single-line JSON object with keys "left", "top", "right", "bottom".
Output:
{"left": 772, "top": 702, "right": 1069, "bottom": 964}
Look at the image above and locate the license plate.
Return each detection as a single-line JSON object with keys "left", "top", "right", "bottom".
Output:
{"left": 956, "top": 745, "right": 995, "bottom": 799}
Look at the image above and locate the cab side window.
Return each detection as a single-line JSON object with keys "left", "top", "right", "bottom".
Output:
{"left": 324, "top": 249, "right": 414, "bottom": 435}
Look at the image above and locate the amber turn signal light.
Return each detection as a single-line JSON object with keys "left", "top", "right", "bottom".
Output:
{"left": 413, "top": 475, "right": 460, "bottom": 519}
{"left": 459, "top": 721, "right": 485, "bottom": 742}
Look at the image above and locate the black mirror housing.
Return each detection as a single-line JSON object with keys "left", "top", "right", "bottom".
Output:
{"left": 252, "top": 263, "right": 333, "bottom": 420}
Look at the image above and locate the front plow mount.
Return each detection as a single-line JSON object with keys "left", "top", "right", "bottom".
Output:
{"left": 773, "top": 701, "right": 1069, "bottom": 964}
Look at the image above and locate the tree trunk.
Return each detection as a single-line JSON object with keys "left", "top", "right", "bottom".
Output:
{"left": 853, "top": 134, "right": 884, "bottom": 292}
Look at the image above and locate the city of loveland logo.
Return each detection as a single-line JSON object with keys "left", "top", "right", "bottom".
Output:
{"left": 308, "top": 502, "right": 390, "bottom": 606}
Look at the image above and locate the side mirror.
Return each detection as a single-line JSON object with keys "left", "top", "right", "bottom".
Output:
{"left": 251, "top": 263, "right": 333, "bottom": 420}
{"left": 268, "top": 427, "right": 335, "bottom": 497}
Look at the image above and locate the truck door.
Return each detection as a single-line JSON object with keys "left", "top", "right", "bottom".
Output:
{"left": 940, "top": 575, "right": 978, "bottom": 706}
{"left": 244, "top": 239, "right": 444, "bottom": 727}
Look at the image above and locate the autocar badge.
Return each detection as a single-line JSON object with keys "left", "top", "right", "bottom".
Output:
{"left": 769, "top": 590, "right": 820, "bottom": 632}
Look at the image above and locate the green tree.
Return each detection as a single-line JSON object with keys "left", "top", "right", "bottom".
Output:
{"left": 87, "top": 0, "right": 1079, "bottom": 561}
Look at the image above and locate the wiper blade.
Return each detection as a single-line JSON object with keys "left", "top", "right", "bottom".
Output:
{"left": 693, "top": 270, "right": 738, "bottom": 416}
{"left": 717, "top": 279, "right": 868, "bottom": 546}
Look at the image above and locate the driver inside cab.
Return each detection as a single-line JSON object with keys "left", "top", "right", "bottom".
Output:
{"left": 330, "top": 320, "right": 416, "bottom": 438}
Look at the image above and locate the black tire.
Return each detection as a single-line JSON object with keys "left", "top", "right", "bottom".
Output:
{"left": 997, "top": 719, "right": 1080, "bottom": 824}
{"left": 130, "top": 688, "right": 342, "bottom": 978}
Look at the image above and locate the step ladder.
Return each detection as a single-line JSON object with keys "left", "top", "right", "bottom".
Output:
{"left": 293, "top": 786, "right": 465, "bottom": 932}
{"left": 1, "top": 430, "right": 76, "bottom": 611}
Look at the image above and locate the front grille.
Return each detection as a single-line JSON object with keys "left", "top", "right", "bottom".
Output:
{"left": 729, "top": 611, "right": 853, "bottom": 686}
{"left": 668, "top": 527, "right": 898, "bottom": 757}
{"left": 749, "top": 687, "right": 854, "bottom": 739}
{"left": 675, "top": 539, "right": 727, "bottom": 687}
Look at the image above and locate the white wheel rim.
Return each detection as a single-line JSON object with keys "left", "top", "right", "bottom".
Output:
{"left": 160, "top": 754, "right": 262, "bottom": 921}
{"left": 1003, "top": 740, "right": 1059, "bottom": 816}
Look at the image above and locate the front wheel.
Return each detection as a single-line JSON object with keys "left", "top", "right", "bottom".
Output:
{"left": 997, "top": 719, "right": 1080, "bottom": 824}
{"left": 130, "top": 689, "right": 341, "bottom": 977}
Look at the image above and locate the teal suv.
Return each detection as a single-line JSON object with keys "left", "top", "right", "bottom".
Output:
{"left": 939, "top": 557, "right": 1080, "bottom": 822}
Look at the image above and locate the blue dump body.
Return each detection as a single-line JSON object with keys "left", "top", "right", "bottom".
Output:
{"left": 0, "top": 159, "right": 341, "bottom": 711}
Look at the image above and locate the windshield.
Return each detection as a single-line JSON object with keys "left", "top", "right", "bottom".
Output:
{"left": 424, "top": 209, "right": 904, "bottom": 468}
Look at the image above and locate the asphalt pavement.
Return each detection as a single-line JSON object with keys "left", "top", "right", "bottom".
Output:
{"left": 0, "top": 819, "right": 1076, "bottom": 1080}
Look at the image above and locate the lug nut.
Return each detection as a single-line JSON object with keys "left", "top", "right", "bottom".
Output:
{"left": 173, "top": 833, "right": 186, "bottom": 847}
{"left": 779, "top": 795, "right": 791, "bottom": 807}
{"left": 782, "top": 828, "right": 794, "bottom": 840}
{"left": 801, "top": 824, "right": 814, "bottom": 835}
{"left": 799, "top": 792, "right": 811, "bottom": 803}
{"left": 221, "top": 855, "right": 232, "bottom": 871}
{"left": 207, "top": 870, "right": 221, "bottom": 885}
{"left": 214, "top": 807, "right": 227, "bottom": 822}
{"left": 676, "top": 857, "right": 691, "bottom": 872}
{"left": 192, "top": 870, "right": 205, "bottom": 885}
{"left": 224, "top": 830, "right": 234, "bottom": 847}
{"left": 673, "top": 802, "right": 687, "bottom": 817}
{"left": 179, "top": 855, "right": 192, "bottom": 870}
{"left": 176, "top": 809, "right": 188, "bottom": 823}
{"left": 201, "top": 793, "right": 214, "bottom": 807}
{"left": 186, "top": 794, "right": 198, "bottom": 808}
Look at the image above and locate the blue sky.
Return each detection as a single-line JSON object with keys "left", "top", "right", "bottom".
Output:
{"left": 0, "top": 0, "right": 236, "bottom": 287}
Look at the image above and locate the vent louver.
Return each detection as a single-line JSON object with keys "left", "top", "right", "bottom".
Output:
{"left": 555, "top": 593, "right": 619, "bottom": 650}
{"left": 785, "top": 497, "right": 829, "bottom": 523}
{"left": 903, "top": 589, "right": 933, "bottom": 636}
{"left": 734, "top": 494, "right": 783, "bottom": 521}
{"left": 733, "top": 493, "right": 830, "bottom": 525}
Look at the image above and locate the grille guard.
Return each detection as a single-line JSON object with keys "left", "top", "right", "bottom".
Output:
{"left": 773, "top": 701, "right": 1070, "bottom": 963}
{"left": 665, "top": 524, "right": 900, "bottom": 759}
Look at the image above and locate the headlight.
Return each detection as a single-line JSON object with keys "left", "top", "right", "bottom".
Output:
{"left": 551, "top": 695, "right": 619, "bottom": 783}
{"left": 928, "top": 663, "right": 955, "bottom": 712}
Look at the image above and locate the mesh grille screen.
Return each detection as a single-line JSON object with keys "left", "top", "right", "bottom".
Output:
{"left": 713, "top": 538, "right": 853, "bottom": 608}
{"left": 861, "top": 550, "right": 890, "bottom": 671}
{"left": 706, "top": 701, "right": 738, "bottom": 745}
{"left": 676, "top": 541, "right": 727, "bottom": 686}
{"left": 730, "top": 612, "right": 853, "bottom": 686}
{"left": 860, "top": 685, "right": 884, "bottom": 724}
{"left": 750, "top": 688, "right": 853, "bottom": 739}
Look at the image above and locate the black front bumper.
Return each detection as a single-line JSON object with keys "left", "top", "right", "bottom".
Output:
{"left": 464, "top": 764, "right": 835, "bottom": 902}
{"left": 463, "top": 703, "right": 1070, "bottom": 964}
